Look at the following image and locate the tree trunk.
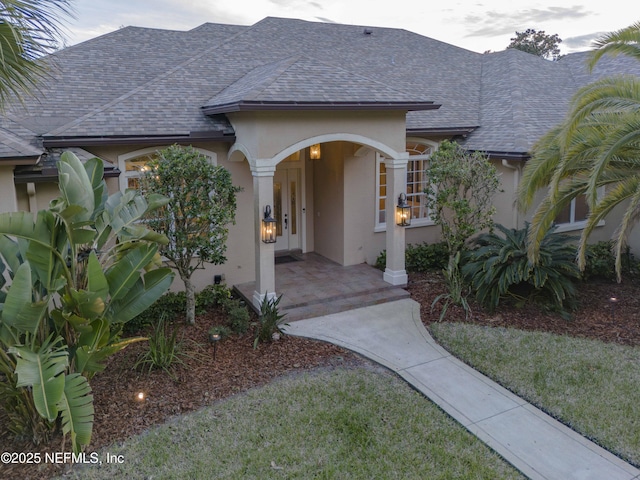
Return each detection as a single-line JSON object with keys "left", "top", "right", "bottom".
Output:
{"left": 184, "top": 277, "right": 196, "bottom": 325}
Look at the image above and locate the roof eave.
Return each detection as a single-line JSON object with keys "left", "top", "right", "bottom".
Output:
{"left": 0, "top": 155, "right": 42, "bottom": 165}
{"left": 15, "top": 167, "right": 121, "bottom": 184}
{"left": 202, "top": 100, "right": 441, "bottom": 115}
{"left": 407, "top": 126, "right": 478, "bottom": 137}
{"left": 42, "top": 131, "right": 236, "bottom": 148}
{"left": 478, "top": 150, "right": 531, "bottom": 161}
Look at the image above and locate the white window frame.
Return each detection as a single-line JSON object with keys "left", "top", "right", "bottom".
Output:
{"left": 374, "top": 139, "right": 438, "bottom": 232}
{"left": 554, "top": 186, "right": 605, "bottom": 233}
{"left": 118, "top": 146, "right": 217, "bottom": 192}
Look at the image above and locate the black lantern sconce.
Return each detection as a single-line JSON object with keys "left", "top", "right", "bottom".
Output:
{"left": 262, "top": 205, "right": 277, "bottom": 243}
{"left": 396, "top": 193, "right": 411, "bottom": 227}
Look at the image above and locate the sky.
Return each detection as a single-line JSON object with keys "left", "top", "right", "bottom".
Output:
{"left": 62, "top": 0, "right": 637, "bottom": 55}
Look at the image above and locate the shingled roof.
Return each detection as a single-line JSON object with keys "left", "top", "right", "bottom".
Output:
{"left": 1, "top": 16, "right": 638, "bottom": 163}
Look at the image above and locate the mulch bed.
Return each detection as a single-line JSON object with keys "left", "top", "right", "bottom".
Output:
{"left": 408, "top": 271, "right": 640, "bottom": 346}
{"left": 3, "top": 272, "right": 640, "bottom": 479}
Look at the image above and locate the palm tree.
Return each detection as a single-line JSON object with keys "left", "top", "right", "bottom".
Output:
{"left": 518, "top": 22, "right": 640, "bottom": 281}
{"left": 0, "top": 0, "right": 73, "bottom": 103}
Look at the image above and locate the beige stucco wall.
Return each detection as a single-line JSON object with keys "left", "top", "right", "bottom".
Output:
{"left": 228, "top": 111, "right": 408, "bottom": 163}
{"left": 312, "top": 142, "right": 345, "bottom": 264}
{"left": 0, "top": 166, "right": 17, "bottom": 213}
{"left": 87, "top": 142, "right": 257, "bottom": 291}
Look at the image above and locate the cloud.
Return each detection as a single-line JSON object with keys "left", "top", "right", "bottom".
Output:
{"left": 563, "top": 32, "right": 603, "bottom": 50}
{"left": 464, "top": 5, "right": 592, "bottom": 38}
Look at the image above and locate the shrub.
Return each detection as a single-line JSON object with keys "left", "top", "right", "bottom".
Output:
{"left": 226, "top": 300, "right": 250, "bottom": 334}
{"left": 431, "top": 252, "right": 471, "bottom": 321}
{"left": 134, "top": 315, "right": 186, "bottom": 378}
{"left": 583, "top": 241, "right": 637, "bottom": 281}
{"left": 196, "top": 284, "right": 232, "bottom": 313}
{"left": 375, "top": 242, "right": 449, "bottom": 272}
{"left": 126, "top": 292, "right": 187, "bottom": 334}
{"left": 462, "top": 224, "right": 581, "bottom": 313}
{"left": 254, "top": 294, "right": 288, "bottom": 349}
{"left": 424, "top": 140, "right": 501, "bottom": 258}
{"left": 139, "top": 145, "right": 241, "bottom": 325}
{"left": 407, "top": 242, "right": 450, "bottom": 272}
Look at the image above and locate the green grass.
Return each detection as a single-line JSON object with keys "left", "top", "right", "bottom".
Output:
{"left": 62, "top": 367, "right": 523, "bottom": 479}
{"left": 430, "top": 322, "right": 640, "bottom": 466}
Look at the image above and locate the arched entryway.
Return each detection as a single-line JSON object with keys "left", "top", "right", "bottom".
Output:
{"left": 227, "top": 112, "right": 411, "bottom": 309}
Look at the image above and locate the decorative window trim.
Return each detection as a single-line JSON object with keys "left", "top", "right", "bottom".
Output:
{"left": 118, "top": 146, "right": 217, "bottom": 192}
{"left": 374, "top": 138, "right": 438, "bottom": 232}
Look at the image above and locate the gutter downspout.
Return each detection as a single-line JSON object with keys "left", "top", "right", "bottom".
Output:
{"left": 502, "top": 159, "right": 521, "bottom": 229}
{"left": 27, "top": 182, "right": 37, "bottom": 213}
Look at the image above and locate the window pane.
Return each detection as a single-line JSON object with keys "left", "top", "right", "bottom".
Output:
{"left": 555, "top": 202, "right": 571, "bottom": 224}
{"left": 128, "top": 177, "right": 140, "bottom": 190}
{"left": 574, "top": 194, "right": 588, "bottom": 222}
{"left": 290, "top": 181, "right": 297, "bottom": 235}
{"left": 274, "top": 182, "right": 282, "bottom": 236}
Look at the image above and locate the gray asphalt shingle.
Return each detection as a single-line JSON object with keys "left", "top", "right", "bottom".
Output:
{"left": 1, "top": 16, "right": 638, "bottom": 158}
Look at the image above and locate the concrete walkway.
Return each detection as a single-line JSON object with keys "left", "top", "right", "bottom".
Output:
{"left": 283, "top": 299, "right": 640, "bottom": 480}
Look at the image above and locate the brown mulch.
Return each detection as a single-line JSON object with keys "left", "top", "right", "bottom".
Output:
{"left": 3, "top": 272, "right": 640, "bottom": 480}
{"left": 408, "top": 271, "right": 640, "bottom": 347}
{"left": 1, "top": 309, "right": 365, "bottom": 480}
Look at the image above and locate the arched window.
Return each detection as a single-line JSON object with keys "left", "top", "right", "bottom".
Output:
{"left": 375, "top": 139, "right": 438, "bottom": 230}
{"left": 118, "top": 147, "right": 217, "bottom": 192}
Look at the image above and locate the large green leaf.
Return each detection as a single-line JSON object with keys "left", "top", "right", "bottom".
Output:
{"left": 104, "top": 244, "right": 160, "bottom": 302}
{"left": 76, "top": 319, "right": 110, "bottom": 351}
{"left": 87, "top": 250, "right": 109, "bottom": 299}
{"left": 10, "top": 336, "right": 68, "bottom": 421}
{"left": 67, "top": 289, "right": 106, "bottom": 320}
{"left": 84, "top": 157, "right": 107, "bottom": 220}
{"left": 74, "top": 337, "right": 146, "bottom": 376}
{"left": 58, "top": 373, "right": 94, "bottom": 453}
{"left": 57, "top": 152, "right": 95, "bottom": 222}
{"left": 22, "top": 210, "right": 68, "bottom": 291}
{"left": 2, "top": 262, "right": 47, "bottom": 335}
{"left": 105, "top": 268, "right": 173, "bottom": 324}
{"left": 0, "top": 234, "right": 22, "bottom": 275}
{"left": 96, "top": 190, "right": 169, "bottom": 249}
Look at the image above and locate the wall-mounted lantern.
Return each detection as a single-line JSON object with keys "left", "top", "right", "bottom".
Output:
{"left": 396, "top": 193, "right": 411, "bottom": 227}
{"left": 262, "top": 205, "right": 277, "bottom": 243}
{"left": 309, "top": 144, "right": 321, "bottom": 160}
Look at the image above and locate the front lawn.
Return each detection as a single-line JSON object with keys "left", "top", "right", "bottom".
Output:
{"left": 430, "top": 322, "right": 640, "bottom": 466}
{"left": 61, "top": 368, "right": 523, "bottom": 479}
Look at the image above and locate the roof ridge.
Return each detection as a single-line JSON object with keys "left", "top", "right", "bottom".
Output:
{"left": 237, "top": 56, "right": 303, "bottom": 101}
{"left": 506, "top": 51, "right": 531, "bottom": 151}
{"left": 47, "top": 23, "right": 262, "bottom": 136}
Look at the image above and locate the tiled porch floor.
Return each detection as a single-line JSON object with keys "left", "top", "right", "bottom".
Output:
{"left": 234, "top": 252, "right": 409, "bottom": 321}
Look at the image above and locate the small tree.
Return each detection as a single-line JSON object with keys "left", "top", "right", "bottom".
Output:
{"left": 140, "top": 145, "right": 241, "bottom": 325}
{"left": 508, "top": 29, "right": 562, "bottom": 61}
{"left": 424, "top": 140, "right": 501, "bottom": 260}
{"left": 424, "top": 141, "right": 501, "bottom": 318}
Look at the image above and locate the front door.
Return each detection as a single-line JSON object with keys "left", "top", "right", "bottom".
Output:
{"left": 273, "top": 167, "right": 300, "bottom": 251}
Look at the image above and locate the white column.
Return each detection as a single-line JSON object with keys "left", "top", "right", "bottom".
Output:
{"left": 383, "top": 155, "right": 409, "bottom": 286}
{"left": 251, "top": 162, "right": 277, "bottom": 309}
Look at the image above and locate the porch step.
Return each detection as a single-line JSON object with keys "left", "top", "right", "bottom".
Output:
{"left": 280, "top": 287, "right": 409, "bottom": 322}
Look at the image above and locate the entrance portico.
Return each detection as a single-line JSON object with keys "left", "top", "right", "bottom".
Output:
{"left": 226, "top": 110, "right": 433, "bottom": 310}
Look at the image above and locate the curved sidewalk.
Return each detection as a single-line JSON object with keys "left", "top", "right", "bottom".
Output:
{"left": 283, "top": 298, "right": 640, "bottom": 480}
